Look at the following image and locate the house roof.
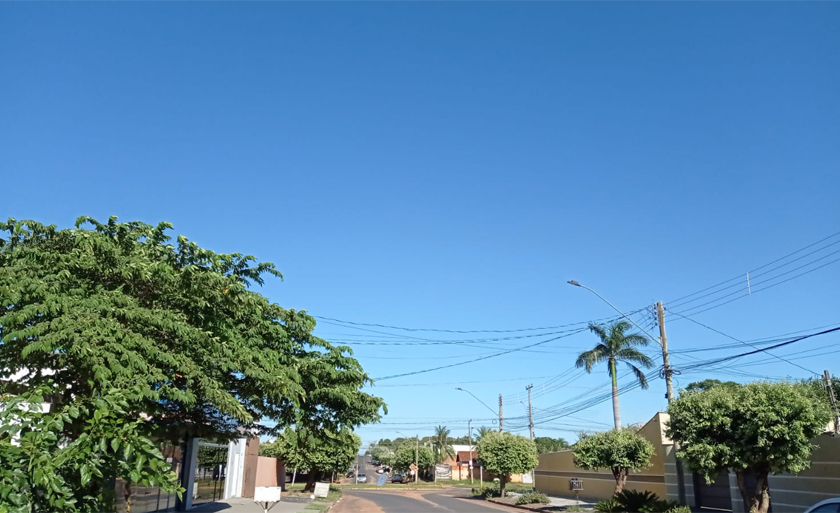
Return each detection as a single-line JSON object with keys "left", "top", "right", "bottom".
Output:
{"left": 456, "top": 451, "right": 477, "bottom": 462}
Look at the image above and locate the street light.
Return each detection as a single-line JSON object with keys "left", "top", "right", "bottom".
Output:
{"left": 566, "top": 280, "right": 661, "bottom": 346}
{"left": 455, "top": 387, "right": 498, "bottom": 417}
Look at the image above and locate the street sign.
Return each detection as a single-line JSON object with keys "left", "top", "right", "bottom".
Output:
{"left": 409, "top": 463, "right": 418, "bottom": 471}
{"left": 377, "top": 474, "right": 387, "bottom": 486}
{"left": 409, "top": 469, "right": 416, "bottom": 476}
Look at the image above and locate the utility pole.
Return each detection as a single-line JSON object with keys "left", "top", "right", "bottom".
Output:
{"left": 415, "top": 434, "right": 419, "bottom": 483}
{"left": 657, "top": 301, "right": 685, "bottom": 505}
{"left": 468, "top": 419, "right": 474, "bottom": 485}
{"left": 526, "top": 385, "right": 535, "bottom": 441}
{"left": 499, "top": 394, "right": 504, "bottom": 432}
{"left": 825, "top": 370, "right": 839, "bottom": 435}
{"left": 657, "top": 302, "right": 675, "bottom": 402}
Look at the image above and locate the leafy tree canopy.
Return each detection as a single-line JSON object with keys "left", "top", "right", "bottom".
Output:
{"left": 0, "top": 386, "right": 181, "bottom": 513}
{"left": 573, "top": 429, "right": 655, "bottom": 495}
{"left": 476, "top": 431, "right": 538, "bottom": 497}
{"left": 392, "top": 443, "right": 434, "bottom": 474}
{"left": 683, "top": 379, "right": 739, "bottom": 394}
{"left": 0, "top": 217, "right": 385, "bottom": 441}
{"left": 534, "top": 436, "right": 570, "bottom": 454}
{"left": 667, "top": 381, "right": 831, "bottom": 513}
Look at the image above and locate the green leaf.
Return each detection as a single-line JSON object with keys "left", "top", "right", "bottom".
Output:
{"left": 80, "top": 465, "right": 91, "bottom": 485}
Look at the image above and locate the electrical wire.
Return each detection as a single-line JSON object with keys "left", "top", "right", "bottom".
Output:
{"left": 667, "top": 310, "right": 819, "bottom": 375}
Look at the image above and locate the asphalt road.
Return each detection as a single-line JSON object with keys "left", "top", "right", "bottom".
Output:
{"left": 353, "top": 454, "right": 377, "bottom": 484}
{"left": 335, "top": 489, "right": 511, "bottom": 513}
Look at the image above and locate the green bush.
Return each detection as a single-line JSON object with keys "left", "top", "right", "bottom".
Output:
{"left": 640, "top": 499, "right": 680, "bottom": 513}
{"left": 565, "top": 506, "right": 585, "bottom": 512}
{"left": 595, "top": 499, "right": 624, "bottom": 513}
{"left": 515, "top": 492, "right": 551, "bottom": 505}
{"left": 615, "top": 490, "right": 658, "bottom": 511}
{"left": 472, "top": 485, "right": 500, "bottom": 498}
{"left": 665, "top": 506, "right": 690, "bottom": 513}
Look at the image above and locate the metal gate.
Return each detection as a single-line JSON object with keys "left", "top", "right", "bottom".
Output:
{"left": 192, "top": 442, "right": 228, "bottom": 506}
{"left": 693, "top": 470, "right": 732, "bottom": 511}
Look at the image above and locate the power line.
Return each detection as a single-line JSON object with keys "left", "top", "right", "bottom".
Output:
{"left": 373, "top": 328, "right": 588, "bottom": 381}
{"left": 666, "top": 229, "right": 840, "bottom": 306}
{"left": 667, "top": 310, "right": 819, "bottom": 376}
{"left": 314, "top": 311, "right": 639, "bottom": 335}
{"left": 671, "top": 252, "right": 840, "bottom": 317}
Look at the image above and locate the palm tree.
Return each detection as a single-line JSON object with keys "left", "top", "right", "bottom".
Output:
{"left": 475, "top": 426, "right": 493, "bottom": 442}
{"left": 431, "top": 425, "right": 454, "bottom": 463}
{"left": 576, "top": 320, "right": 653, "bottom": 430}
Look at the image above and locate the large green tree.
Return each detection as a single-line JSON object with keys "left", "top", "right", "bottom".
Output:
{"left": 534, "top": 436, "right": 570, "bottom": 454}
{"left": 0, "top": 218, "right": 385, "bottom": 503}
{"left": 667, "top": 382, "right": 831, "bottom": 513}
{"left": 573, "top": 428, "right": 654, "bottom": 495}
{"left": 431, "top": 425, "right": 455, "bottom": 463}
{"left": 576, "top": 321, "right": 653, "bottom": 429}
{"left": 476, "top": 431, "right": 538, "bottom": 497}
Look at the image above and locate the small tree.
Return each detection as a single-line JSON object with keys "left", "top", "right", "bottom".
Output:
{"left": 667, "top": 382, "right": 831, "bottom": 513}
{"left": 431, "top": 425, "right": 455, "bottom": 463}
{"left": 476, "top": 431, "right": 538, "bottom": 497}
{"left": 393, "top": 443, "right": 434, "bottom": 476}
{"left": 573, "top": 429, "right": 655, "bottom": 495}
{"left": 270, "top": 428, "right": 361, "bottom": 490}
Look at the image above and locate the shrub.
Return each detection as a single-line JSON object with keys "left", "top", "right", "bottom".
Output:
{"left": 473, "top": 485, "right": 500, "bottom": 498}
{"left": 666, "top": 506, "right": 691, "bottom": 513}
{"left": 595, "top": 499, "right": 624, "bottom": 513}
{"left": 615, "top": 490, "right": 659, "bottom": 511}
{"left": 516, "top": 492, "right": 551, "bottom": 505}
{"left": 640, "top": 499, "right": 680, "bottom": 513}
{"left": 566, "top": 506, "right": 585, "bottom": 512}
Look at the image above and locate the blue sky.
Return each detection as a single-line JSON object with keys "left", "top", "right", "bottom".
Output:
{"left": 2, "top": 3, "right": 839, "bottom": 448}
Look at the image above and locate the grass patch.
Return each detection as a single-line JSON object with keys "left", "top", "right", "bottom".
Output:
{"left": 304, "top": 504, "right": 328, "bottom": 511}
{"left": 282, "top": 483, "right": 342, "bottom": 502}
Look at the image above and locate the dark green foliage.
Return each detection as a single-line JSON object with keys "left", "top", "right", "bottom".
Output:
{"left": 534, "top": 436, "right": 570, "bottom": 454}
{"left": 639, "top": 499, "right": 682, "bottom": 513}
{"left": 667, "top": 381, "right": 831, "bottom": 513}
{"left": 515, "top": 492, "right": 550, "bottom": 505}
{"left": 393, "top": 443, "right": 434, "bottom": 473}
{"left": 0, "top": 386, "right": 181, "bottom": 513}
{"left": 615, "top": 489, "right": 658, "bottom": 511}
{"left": 476, "top": 431, "right": 539, "bottom": 497}
{"left": 0, "top": 217, "right": 385, "bottom": 440}
{"left": 595, "top": 499, "right": 624, "bottom": 513}
{"left": 683, "top": 379, "right": 738, "bottom": 394}
{"left": 431, "top": 425, "right": 455, "bottom": 463}
{"left": 573, "top": 429, "right": 655, "bottom": 495}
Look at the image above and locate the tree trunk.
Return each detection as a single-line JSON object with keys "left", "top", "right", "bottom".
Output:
{"left": 736, "top": 471, "right": 753, "bottom": 513}
{"left": 499, "top": 475, "right": 507, "bottom": 498}
{"left": 125, "top": 482, "right": 132, "bottom": 513}
{"left": 610, "top": 358, "right": 621, "bottom": 429}
{"left": 612, "top": 468, "right": 628, "bottom": 495}
{"left": 304, "top": 470, "right": 319, "bottom": 492}
{"left": 753, "top": 470, "right": 771, "bottom": 513}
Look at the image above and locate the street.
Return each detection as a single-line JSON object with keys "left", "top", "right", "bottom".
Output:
{"left": 333, "top": 489, "right": 515, "bottom": 513}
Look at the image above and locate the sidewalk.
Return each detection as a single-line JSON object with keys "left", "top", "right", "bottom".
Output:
{"left": 192, "top": 497, "right": 312, "bottom": 513}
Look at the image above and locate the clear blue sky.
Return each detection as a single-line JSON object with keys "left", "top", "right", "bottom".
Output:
{"left": 2, "top": 3, "right": 839, "bottom": 448}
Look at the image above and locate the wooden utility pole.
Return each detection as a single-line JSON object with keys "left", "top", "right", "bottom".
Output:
{"left": 468, "top": 419, "right": 473, "bottom": 485}
{"left": 526, "top": 385, "right": 535, "bottom": 441}
{"left": 499, "top": 394, "right": 504, "bottom": 432}
{"left": 825, "top": 370, "right": 839, "bottom": 435}
{"left": 657, "top": 301, "right": 685, "bottom": 504}
{"left": 415, "top": 435, "right": 419, "bottom": 483}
